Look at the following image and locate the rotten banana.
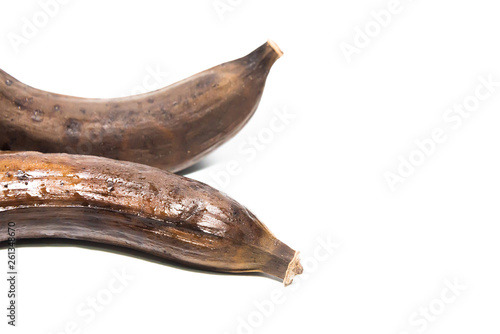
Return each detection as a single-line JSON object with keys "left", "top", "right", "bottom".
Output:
{"left": 0, "top": 151, "right": 302, "bottom": 285}
{"left": 0, "top": 41, "right": 282, "bottom": 172}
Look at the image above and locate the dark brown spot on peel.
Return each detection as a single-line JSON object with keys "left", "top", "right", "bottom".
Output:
{"left": 14, "top": 99, "right": 25, "bottom": 110}
{"left": 147, "top": 98, "right": 154, "bottom": 103}
{"left": 65, "top": 118, "right": 81, "bottom": 137}
{"left": 15, "top": 170, "right": 29, "bottom": 181}
{"left": 195, "top": 74, "right": 216, "bottom": 89}
{"left": 161, "top": 108, "right": 172, "bottom": 120}
{"left": 107, "top": 179, "right": 114, "bottom": 192}
{"left": 32, "top": 109, "right": 44, "bottom": 122}
{"left": 149, "top": 183, "right": 159, "bottom": 195}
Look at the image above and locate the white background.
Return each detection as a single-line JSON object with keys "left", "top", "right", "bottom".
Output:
{"left": 1, "top": 0, "right": 500, "bottom": 333}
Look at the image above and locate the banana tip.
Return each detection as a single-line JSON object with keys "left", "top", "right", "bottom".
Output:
{"left": 283, "top": 251, "right": 303, "bottom": 286}
{"left": 267, "top": 40, "right": 284, "bottom": 58}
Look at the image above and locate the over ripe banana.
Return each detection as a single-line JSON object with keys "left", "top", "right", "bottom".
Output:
{"left": 0, "top": 41, "right": 282, "bottom": 172}
{"left": 0, "top": 151, "right": 302, "bottom": 285}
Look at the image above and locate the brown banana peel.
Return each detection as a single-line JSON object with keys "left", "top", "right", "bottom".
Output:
{"left": 0, "top": 41, "right": 282, "bottom": 172}
{"left": 0, "top": 151, "right": 303, "bottom": 285}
